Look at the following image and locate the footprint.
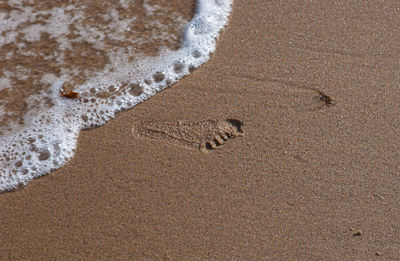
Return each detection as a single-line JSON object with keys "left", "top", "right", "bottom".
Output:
{"left": 134, "top": 119, "right": 244, "bottom": 152}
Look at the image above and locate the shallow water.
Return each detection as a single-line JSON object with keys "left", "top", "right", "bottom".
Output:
{"left": 0, "top": 0, "right": 233, "bottom": 192}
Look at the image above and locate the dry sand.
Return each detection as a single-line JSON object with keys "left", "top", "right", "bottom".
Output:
{"left": 1, "top": 0, "right": 400, "bottom": 260}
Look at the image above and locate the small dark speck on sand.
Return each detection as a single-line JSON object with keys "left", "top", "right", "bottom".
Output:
{"left": 353, "top": 229, "right": 363, "bottom": 236}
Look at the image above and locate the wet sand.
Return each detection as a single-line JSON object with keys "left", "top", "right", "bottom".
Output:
{"left": 1, "top": 0, "right": 400, "bottom": 260}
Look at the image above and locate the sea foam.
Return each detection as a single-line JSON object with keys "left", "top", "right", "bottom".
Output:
{"left": 0, "top": 0, "right": 233, "bottom": 192}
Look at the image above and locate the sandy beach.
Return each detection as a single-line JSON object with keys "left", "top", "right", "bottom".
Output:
{"left": 1, "top": 0, "right": 400, "bottom": 260}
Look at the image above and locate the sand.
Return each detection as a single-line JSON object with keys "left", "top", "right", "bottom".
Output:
{"left": 1, "top": 0, "right": 400, "bottom": 260}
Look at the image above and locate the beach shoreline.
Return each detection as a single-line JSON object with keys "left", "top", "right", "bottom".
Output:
{"left": 1, "top": 1, "right": 400, "bottom": 260}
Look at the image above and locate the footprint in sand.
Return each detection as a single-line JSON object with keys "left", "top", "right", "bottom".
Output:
{"left": 133, "top": 119, "right": 244, "bottom": 152}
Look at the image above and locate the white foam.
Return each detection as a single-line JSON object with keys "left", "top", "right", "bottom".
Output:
{"left": 0, "top": 0, "right": 233, "bottom": 192}
{"left": 143, "top": 0, "right": 160, "bottom": 16}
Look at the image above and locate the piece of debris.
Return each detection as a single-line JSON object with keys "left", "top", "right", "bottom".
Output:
{"left": 317, "top": 90, "right": 334, "bottom": 107}
{"left": 353, "top": 229, "right": 363, "bottom": 236}
{"left": 60, "top": 83, "right": 79, "bottom": 99}
{"left": 375, "top": 251, "right": 381, "bottom": 256}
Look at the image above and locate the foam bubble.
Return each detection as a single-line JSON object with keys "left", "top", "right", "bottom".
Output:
{"left": 0, "top": 0, "right": 233, "bottom": 192}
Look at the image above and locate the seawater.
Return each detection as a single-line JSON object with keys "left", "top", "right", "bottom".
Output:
{"left": 0, "top": 0, "right": 233, "bottom": 192}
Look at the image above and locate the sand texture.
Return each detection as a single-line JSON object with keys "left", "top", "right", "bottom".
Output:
{"left": 1, "top": 1, "right": 400, "bottom": 260}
